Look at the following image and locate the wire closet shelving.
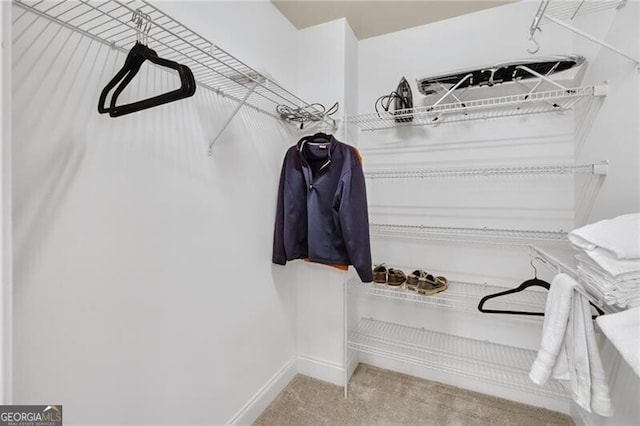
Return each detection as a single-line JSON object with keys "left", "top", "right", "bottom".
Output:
{"left": 351, "top": 277, "right": 547, "bottom": 319}
{"left": 529, "top": 245, "right": 620, "bottom": 314}
{"left": 13, "top": 0, "right": 336, "bottom": 129}
{"left": 529, "top": 0, "right": 638, "bottom": 65}
{"left": 370, "top": 224, "right": 568, "bottom": 246}
{"left": 348, "top": 318, "right": 567, "bottom": 399}
{"left": 364, "top": 162, "right": 608, "bottom": 180}
{"left": 347, "top": 85, "right": 606, "bottom": 131}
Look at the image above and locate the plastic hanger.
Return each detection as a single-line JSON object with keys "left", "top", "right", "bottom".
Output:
{"left": 302, "top": 132, "right": 332, "bottom": 145}
{"left": 477, "top": 259, "right": 550, "bottom": 316}
{"left": 97, "top": 42, "right": 152, "bottom": 114}
{"left": 104, "top": 42, "right": 195, "bottom": 117}
{"left": 477, "top": 259, "right": 605, "bottom": 318}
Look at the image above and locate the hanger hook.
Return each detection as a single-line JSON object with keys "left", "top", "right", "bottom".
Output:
{"left": 132, "top": 10, "right": 142, "bottom": 43}
{"left": 143, "top": 12, "right": 152, "bottom": 46}
{"left": 529, "top": 258, "right": 538, "bottom": 278}
{"left": 529, "top": 256, "right": 549, "bottom": 278}
{"left": 527, "top": 34, "right": 540, "bottom": 54}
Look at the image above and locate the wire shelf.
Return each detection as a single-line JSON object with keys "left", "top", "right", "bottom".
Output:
{"left": 13, "top": 0, "right": 335, "bottom": 127}
{"left": 529, "top": 245, "right": 622, "bottom": 314}
{"left": 365, "top": 162, "right": 608, "bottom": 180}
{"left": 349, "top": 318, "right": 567, "bottom": 399}
{"left": 531, "top": 0, "right": 627, "bottom": 31}
{"left": 351, "top": 278, "right": 547, "bottom": 317}
{"left": 370, "top": 224, "right": 568, "bottom": 246}
{"left": 348, "top": 86, "right": 605, "bottom": 131}
{"left": 529, "top": 1, "right": 637, "bottom": 65}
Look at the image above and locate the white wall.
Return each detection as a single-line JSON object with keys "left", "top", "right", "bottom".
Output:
{"left": 1, "top": 0, "right": 12, "bottom": 406}
{"left": 572, "top": 1, "right": 640, "bottom": 224}
{"left": 11, "top": 1, "right": 301, "bottom": 424}
{"left": 292, "top": 18, "right": 353, "bottom": 386}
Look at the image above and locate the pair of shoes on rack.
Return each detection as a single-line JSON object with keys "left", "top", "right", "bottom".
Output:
{"left": 406, "top": 269, "right": 448, "bottom": 296}
{"left": 373, "top": 264, "right": 406, "bottom": 288}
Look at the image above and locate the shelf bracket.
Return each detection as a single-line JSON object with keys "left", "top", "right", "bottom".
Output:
{"left": 430, "top": 73, "right": 473, "bottom": 109}
{"left": 208, "top": 83, "right": 257, "bottom": 155}
{"left": 542, "top": 13, "right": 639, "bottom": 67}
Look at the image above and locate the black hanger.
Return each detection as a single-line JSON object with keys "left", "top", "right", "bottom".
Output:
{"left": 300, "top": 132, "right": 332, "bottom": 146}
{"left": 477, "top": 259, "right": 605, "bottom": 318}
{"left": 98, "top": 41, "right": 195, "bottom": 117}
{"left": 98, "top": 42, "right": 150, "bottom": 114}
{"left": 477, "top": 265, "right": 549, "bottom": 316}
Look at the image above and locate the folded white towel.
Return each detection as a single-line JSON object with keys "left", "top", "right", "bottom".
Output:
{"left": 530, "top": 273, "right": 613, "bottom": 416}
{"left": 596, "top": 307, "right": 640, "bottom": 379}
{"left": 577, "top": 255, "right": 640, "bottom": 283}
{"left": 582, "top": 248, "right": 640, "bottom": 277}
{"left": 569, "top": 213, "right": 640, "bottom": 260}
{"left": 576, "top": 254, "right": 640, "bottom": 282}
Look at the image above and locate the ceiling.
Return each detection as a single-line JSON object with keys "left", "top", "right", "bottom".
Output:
{"left": 272, "top": 1, "right": 518, "bottom": 40}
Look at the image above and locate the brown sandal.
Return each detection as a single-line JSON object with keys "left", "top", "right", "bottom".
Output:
{"left": 406, "top": 270, "right": 426, "bottom": 291}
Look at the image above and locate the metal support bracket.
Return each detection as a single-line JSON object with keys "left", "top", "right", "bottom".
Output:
{"left": 208, "top": 83, "right": 257, "bottom": 155}
{"left": 544, "top": 14, "right": 639, "bottom": 66}
{"left": 531, "top": 11, "right": 639, "bottom": 67}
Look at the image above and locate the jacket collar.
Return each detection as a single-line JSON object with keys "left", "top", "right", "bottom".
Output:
{"left": 297, "top": 135, "right": 336, "bottom": 171}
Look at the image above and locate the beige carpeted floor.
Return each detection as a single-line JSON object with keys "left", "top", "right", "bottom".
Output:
{"left": 255, "top": 364, "right": 573, "bottom": 426}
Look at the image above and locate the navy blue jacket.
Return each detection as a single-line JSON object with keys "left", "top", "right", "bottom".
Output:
{"left": 273, "top": 136, "right": 373, "bottom": 282}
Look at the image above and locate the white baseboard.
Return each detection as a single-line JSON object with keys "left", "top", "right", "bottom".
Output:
{"left": 226, "top": 357, "right": 297, "bottom": 425}
{"left": 297, "top": 354, "right": 344, "bottom": 386}
{"left": 346, "top": 351, "right": 359, "bottom": 382}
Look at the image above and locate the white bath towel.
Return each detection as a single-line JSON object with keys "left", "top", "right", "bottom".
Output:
{"left": 581, "top": 248, "right": 640, "bottom": 277}
{"left": 529, "top": 273, "right": 613, "bottom": 416}
{"left": 596, "top": 307, "right": 640, "bottom": 379}
{"left": 569, "top": 213, "right": 640, "bottom": 260}
{"left": 577, "top": 254, "right": 640, "bottom": 282}
{"left": 530, "top": 273, "right": 575, "bottom": 385}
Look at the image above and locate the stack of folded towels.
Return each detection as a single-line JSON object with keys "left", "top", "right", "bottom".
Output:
{"left": 568, "top": 213, "right": 640, "bottom": 309}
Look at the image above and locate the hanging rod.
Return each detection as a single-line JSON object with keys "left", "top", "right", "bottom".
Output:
{"left": 529, "top": 0, "right": 638, "bottom": 65}
{"left": 528, "top": 245, "right": 619, "bottom": 314}
{"left": 364, "top": 162, "right": 608, "bottom": 180}
{"left": 13, "top": 0, "right": 337, "bottom": 129}
{"left": 370, "top": 223, "right": 568, "bottom": 246}
{"left": 348, "top": 85, "right": 606, "bottom": 131}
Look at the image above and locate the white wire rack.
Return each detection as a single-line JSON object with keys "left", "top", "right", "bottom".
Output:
{"left": 347, "top": 86, "right": 605, "bottom": 131}
{"left": 365, "top": 162, "right": 608, "bottom": 180}
{"left": 529, "top": 245, "right": 621, "bottom": 314}
{"left": 529, "top": 0, "right": 638, "bottom": 65}
{"left": 370, "top": 223, "right": 568, "bottom": 246}
{"left": 532, "top": 0, "right": 627, "bottom": 26}
{"left": 349, "top": 318, "right": 567, "bottom": 399}
{"left": 351, "top": 278, "right": 547, "bottom": 318}
{"left": 13, "top": 0, "right": 336, "bottom": 128}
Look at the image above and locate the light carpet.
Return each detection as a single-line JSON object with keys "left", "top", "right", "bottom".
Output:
{"left": 255, "top": 364, "right": 573, "bottom": 425}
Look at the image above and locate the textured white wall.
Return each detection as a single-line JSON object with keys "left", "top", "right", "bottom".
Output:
{"left": 11, "top": 1, "right": 301, "bottom": 424}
